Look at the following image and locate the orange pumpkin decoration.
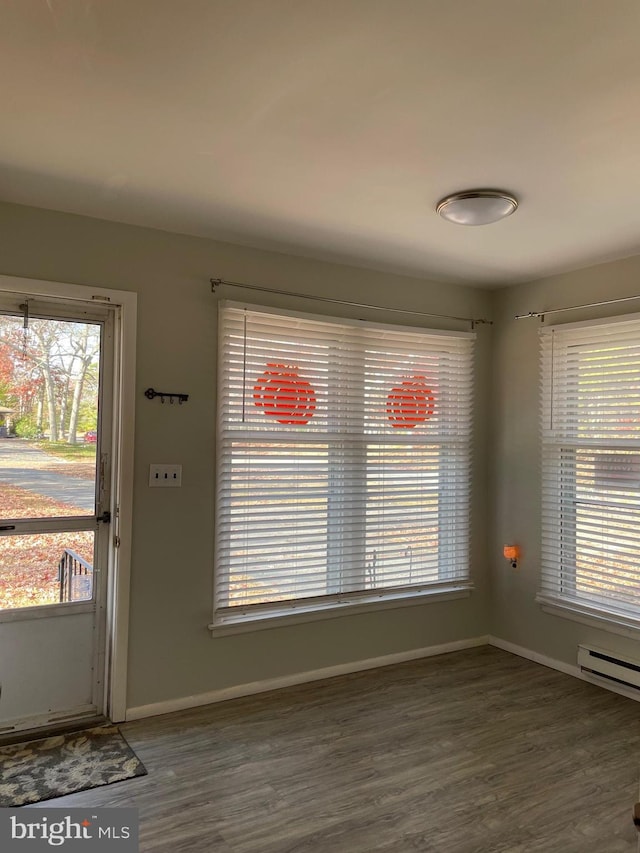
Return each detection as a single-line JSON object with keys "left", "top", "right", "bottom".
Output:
{"left": 253, "top": 363, "right": 316, "bottom": 425}
{"left": 386, "top": 375, "right": 435, "bottom": 429}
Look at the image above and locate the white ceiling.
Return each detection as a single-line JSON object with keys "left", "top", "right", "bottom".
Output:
{"left": 2, "top": 0, "right": 640, "bottom": 287}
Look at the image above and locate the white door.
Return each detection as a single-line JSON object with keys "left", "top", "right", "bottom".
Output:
{"left": 0, "top": 295, "right": 113, "bottom": 733}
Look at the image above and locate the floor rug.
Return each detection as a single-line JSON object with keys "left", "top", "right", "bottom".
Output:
{"left": 0, "top": 725, "right": 147, "bottom": 806}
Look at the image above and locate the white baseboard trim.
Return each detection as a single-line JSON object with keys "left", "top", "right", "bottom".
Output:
{"left": 489, "top": 635, "right": 640, "bottom": 703}
{"left": 488, "top": 635, "right": 580, "bottom": 678}
{"left": 126, "top": 635, "right": 490, "bottom": 721}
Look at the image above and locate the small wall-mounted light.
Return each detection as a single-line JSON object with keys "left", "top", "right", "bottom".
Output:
{"left": 503, "top": 545, "right": 520, "bottom": 569}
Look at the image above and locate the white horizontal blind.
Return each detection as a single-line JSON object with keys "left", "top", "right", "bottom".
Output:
{"left": 540, "top": 316, "right": 640, "bottom": 622}
{"left": 215, "top": 302, "right": 474, "bottom": 624}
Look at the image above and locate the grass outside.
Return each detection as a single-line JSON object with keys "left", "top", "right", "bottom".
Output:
{"left": 33, "top": 440, "right": 97, "bottom": 460}
{"left": 33, "top": 440, "right": 97, "bottom": 480}
{"left": 0, "top": 484, "right": 93, "bottom": 609}
{"left": 6, "top": 440, "right": 97, "bottom": 481}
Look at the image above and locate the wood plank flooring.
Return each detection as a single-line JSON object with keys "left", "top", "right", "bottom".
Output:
{"left": 27, "top": 647, "right": 640, "bottom": 852}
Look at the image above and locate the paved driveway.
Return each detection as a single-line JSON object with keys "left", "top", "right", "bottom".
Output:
{"left": 0, "top": 440, "right": 95, "bottom": 512}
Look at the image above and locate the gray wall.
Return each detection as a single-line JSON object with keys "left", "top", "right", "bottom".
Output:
{"left": 0, "top": 201, "right": 492, "bottom": 709}
{"left": 491, "top": 254, "right": 640, "bottom": 665}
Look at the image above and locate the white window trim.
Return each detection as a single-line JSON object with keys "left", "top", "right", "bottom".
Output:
{"left": 213, "top": 300, "right": 474, "bottom": 629}
{"left": 539, "top": 312, "right": 640, "bottom": 630}
{"left": 537, "top": 594, "right": 640, "bottom": 640}
{"left": 209, "top": 585, "right": 472, "bottom": 637}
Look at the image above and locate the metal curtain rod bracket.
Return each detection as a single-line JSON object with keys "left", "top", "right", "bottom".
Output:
{"left": 144, "top": 387, "right": 189, "bottom": 405}
{"left": 210, "top": 278, "right": 492, "bottom": 329}
{"left": 515, "top": 293, "right": 640, "bottom": 321}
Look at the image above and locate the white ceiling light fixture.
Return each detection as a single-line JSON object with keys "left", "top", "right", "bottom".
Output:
{"left": 436, "top": 190, "right": 518, "bottom": 226}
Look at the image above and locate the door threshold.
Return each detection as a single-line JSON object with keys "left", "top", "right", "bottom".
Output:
{"left": 0, "top": 715, "right": 108, "bottom": 747}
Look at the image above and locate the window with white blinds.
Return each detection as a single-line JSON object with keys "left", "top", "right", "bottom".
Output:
{"left": 214, "top": 302, "right": 474, "bottom": 626}
{"left": 540, "top": 315, "right": 640, "bottom": 626}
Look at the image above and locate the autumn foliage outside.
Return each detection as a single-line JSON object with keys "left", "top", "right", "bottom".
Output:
{"left": 0, "top": 313, "right": 100, "bottom": 611}
{"left": 0, "top": 480, "right": 94, "bottom": 608}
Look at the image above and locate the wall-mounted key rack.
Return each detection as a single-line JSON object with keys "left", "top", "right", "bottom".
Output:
{"left": 144, "top": 387, "right": 189, "bottom": 405}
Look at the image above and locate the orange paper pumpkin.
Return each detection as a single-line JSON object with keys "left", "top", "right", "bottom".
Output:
{"left": 253, "top": 363, "right": 316, "bottom": 425}
{"left": 386, "top": 375, "right": 435, "bottom": 429}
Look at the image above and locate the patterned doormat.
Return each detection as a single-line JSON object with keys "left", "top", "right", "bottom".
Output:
{"left": 0, "top": 725, "right": 147, "bottom": 806}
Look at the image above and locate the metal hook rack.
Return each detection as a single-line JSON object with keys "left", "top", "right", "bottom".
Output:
{"left": 144, "top": 387, "right": 189, "bottom": 405}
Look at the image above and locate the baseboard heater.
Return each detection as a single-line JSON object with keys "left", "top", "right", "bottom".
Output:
{"left": 578, "top": 645, "right": 640, "bottom": 695}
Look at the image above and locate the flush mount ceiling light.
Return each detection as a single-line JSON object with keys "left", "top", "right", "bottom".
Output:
{"left": 436, "top": 190, "right": 518, "bottom": 226}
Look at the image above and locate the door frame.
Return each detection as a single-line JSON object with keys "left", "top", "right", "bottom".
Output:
{"left": 0, "top": 273, "right": 136, "bottom": 723}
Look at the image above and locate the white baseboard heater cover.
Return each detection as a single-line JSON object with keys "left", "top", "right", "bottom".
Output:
{"left": 578, "top": 645, "right": 640, "bottom": 693}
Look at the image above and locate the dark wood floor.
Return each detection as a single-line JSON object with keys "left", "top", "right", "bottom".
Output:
{"left": 29, "top": 646, "right": 640, "bottom": 852}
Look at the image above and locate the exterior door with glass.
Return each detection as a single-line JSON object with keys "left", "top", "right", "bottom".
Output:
{"left": 0, "top": 295, "right": 112, "bottom": 733}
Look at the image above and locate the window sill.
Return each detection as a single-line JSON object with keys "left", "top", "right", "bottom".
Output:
{"left": 536, "top": 594, "right": 640, "bottom": 639}
{"left": 209, "top": 585, "right": 472, "bottom": 637}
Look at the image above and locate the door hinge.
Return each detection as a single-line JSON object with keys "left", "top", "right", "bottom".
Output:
{"left": 114, "top": 535, "right": 121, "bottom": 548}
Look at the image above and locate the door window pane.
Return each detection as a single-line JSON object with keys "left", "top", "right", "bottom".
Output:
{"left": 0, "top": 530, "right": 95, "bottom": 610}
{"left": 0, "top": 315, "right": 100, "bottom": 518}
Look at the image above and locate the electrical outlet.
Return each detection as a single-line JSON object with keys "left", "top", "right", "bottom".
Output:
{"left": 149, "top": 464, "right": 182, "bottom": 487}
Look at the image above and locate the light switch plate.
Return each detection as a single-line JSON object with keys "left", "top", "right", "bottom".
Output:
{"left": 149, "top": 464, "right": 182, "bottom": 487}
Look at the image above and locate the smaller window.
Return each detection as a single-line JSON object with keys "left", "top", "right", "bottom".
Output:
{"left": 540, "top": 315, "right": 640, "bottom": 626}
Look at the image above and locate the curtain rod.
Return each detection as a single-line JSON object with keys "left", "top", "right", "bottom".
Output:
{"left": 515, "top": 293, "right": 640, "bottom": 321}
{"left": 210, "top": 278, "right": 492, "bottom": 329}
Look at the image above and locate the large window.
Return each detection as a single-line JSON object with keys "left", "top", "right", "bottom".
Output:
{"left": 539, "top": 315, "right": 640, "bottom": 626}
{"left": 214, "top": 302, "right": 474, "bottom": 627}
